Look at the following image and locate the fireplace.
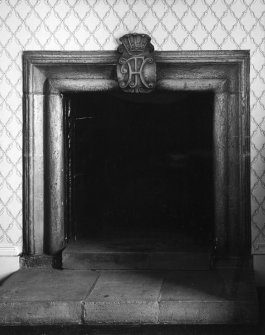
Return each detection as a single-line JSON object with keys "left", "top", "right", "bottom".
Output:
{"left": 23, "top": 49, "right": 251, "bottom": 264}
{"left": 20, "top": 45, "right": 260, "bottom": 325}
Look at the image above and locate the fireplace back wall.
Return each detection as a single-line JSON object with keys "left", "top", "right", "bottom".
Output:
{"left": 66, "top": 92, "right": 214, "bottom": 250}
{"left": 0, "top": 0, "right": 264, "bottom": 281}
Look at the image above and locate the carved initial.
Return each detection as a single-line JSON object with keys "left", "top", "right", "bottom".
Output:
{"left": 117, "top": 34, "right": 156, "bottom": 93}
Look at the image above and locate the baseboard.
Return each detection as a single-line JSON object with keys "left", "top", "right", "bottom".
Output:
{"left": 0, "top": 245, "right": 21, "bottom": 256}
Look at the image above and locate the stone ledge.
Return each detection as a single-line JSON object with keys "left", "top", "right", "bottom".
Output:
{"left": 0, "top": 299, "right": 259, "bottom": 326}
{"left": 0, "top": 301, "right": 81, "bottom": 325}
{"left": 0, "top": 325, "right": 260, "bottom": 335}
{"left": 0, "top": 268, "right": 259, "bottom": 326}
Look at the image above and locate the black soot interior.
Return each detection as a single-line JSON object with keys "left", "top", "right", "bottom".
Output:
{"left": 64, "top": 91, "right": 215, "bottom": 252}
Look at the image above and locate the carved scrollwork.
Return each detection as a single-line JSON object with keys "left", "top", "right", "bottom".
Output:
{"left": 117, "top": 34, "right": 156, "bottom": 93}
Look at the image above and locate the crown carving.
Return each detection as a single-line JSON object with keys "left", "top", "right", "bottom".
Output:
{"left": 118, "top": 34, "right": 153, "bottom": 56}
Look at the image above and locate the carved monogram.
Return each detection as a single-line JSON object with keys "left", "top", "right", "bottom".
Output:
{"left": 117, "top": 34, "right": 156, "bottom": 93}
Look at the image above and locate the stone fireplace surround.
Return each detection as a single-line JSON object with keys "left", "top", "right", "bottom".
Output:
{"left": 23, "top": 50, "right": 250, "bottom": 263}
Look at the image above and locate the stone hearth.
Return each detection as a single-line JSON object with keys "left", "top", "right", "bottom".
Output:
{"left": 0, "top": 268, "right": 258, "bottom": 326}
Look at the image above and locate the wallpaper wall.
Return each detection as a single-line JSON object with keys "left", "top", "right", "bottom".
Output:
{"left": 0, "top": 0, "right": 264, "bottom": 254}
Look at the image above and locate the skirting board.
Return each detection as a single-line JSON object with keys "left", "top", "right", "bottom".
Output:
{"left": 0, "top": 245, "right": 21, "bottom": 257}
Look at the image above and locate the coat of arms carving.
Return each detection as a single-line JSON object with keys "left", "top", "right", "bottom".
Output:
{"left": 117, "top": 34, "right": 156, "bottom": 93}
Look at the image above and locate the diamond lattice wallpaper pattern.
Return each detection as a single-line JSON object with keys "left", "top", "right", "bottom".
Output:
{"left": 0, "top": 0, "right": 264, "bottom": 254}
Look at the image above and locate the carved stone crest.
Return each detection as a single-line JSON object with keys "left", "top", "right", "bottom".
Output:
{"left": 117, "top": 34, "right": 156, "bottom": 93}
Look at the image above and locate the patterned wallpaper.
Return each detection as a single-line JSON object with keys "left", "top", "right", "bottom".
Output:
{"left": 0, "top": 0, "right": 264, "bottom": 254}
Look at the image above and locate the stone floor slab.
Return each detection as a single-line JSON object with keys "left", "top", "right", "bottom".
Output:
{"left": 0, "top": 269, "right": 99, "bottom": 301}
{"left": 85, "top": 271, "right": 163, "bottom": 302}
{"left": 0, "top": 301, "right": 81, "bottom": 325}
{"left": 160, "top": 270, "right": 227, "bottom": 302}
{"left": 84, "top": 271, "right": 163, "bottom": 324}
{"left": 159, "top": 270, "right": 259, "bottom": 324}
{"left": 158, "top": 300, "right": 258, "bottom": 324}
{"left": 84, "top": 301, "right": 159, "bottom": 324}
{"left": 0, "top": 269, "right": 99, "bottom": 325}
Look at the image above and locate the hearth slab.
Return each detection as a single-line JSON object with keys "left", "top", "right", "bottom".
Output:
{"left": 64, "top": 236, "right": 209, "bottom": 253}
{"left": 62, "top": 239, "right": 209, "bottom": 270}
{"left": 0, "top": 268, "right": 258, "bottom": 326}
{"left": 0, "top": 268, "right": 98, "bottom": 301}
{"left": 0, "top": 269, "right": 98, "bottom": 325}
{"left": 159, "top": 270, "right": 258, "bottom": 324}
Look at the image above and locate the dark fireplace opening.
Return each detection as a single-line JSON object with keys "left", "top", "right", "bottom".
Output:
{"left": 64, "top": 91, "right": 214, "bottom": 254}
